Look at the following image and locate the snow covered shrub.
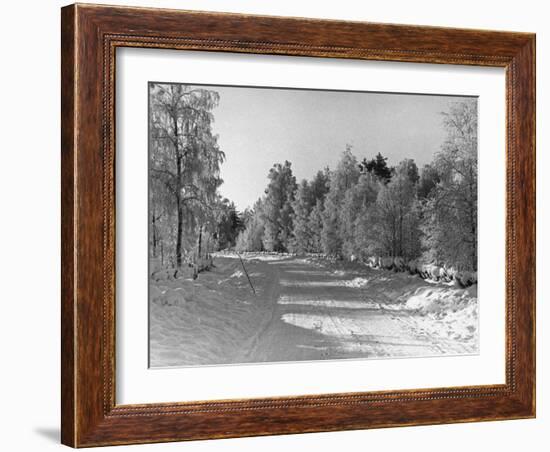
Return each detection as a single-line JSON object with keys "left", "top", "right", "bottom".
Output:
{"left": 392, "top": 256, "right": 405, "bottom": 272}
{"left": 407, "top": 259, "right": 420, "bottom": 275}
{"left": 149, "top": 285, "right": 163, "bottom": 303}
{"left": 455, "top": 271, "right": 477, "bottom": 288}
{"left": 421, "top": 263, "right": 445, "bottom": 281}
{"left": 162, "top": 288, "right": 190, "bottom": 306}
{"left": 366, "top": 256, "right": 380, "bottom": 268}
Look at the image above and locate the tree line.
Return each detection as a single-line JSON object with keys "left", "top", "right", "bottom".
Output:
{"left": 148, "top": 83, "right": 477, "bottom": 275}
{"left": 234, "top": 100, "right": 478, "bottom": 273}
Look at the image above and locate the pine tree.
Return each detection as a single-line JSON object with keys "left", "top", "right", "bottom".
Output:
{"left": 359, "top": 152, "right": 393, "bottom": 182}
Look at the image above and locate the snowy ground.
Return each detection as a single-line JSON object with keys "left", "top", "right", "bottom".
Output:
{"left": 149, "top": 253, "right": 478, "bottom": 367}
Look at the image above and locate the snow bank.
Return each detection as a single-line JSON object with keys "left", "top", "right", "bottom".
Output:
{"left": 365, "top": 255, "right": 477, "bottom": 287}
{"left": 402, "top": 285, "right": 478, "bottom": 346}
{"left": 149, "top": 256, "right": 267, "bottom": 367}
{"left": 404, "top": 286, "right": 477, "bottom": 313}
{"left": 301, "top": 253, "right": 478, "bottom": 351}
{"left": 213, "top": 250, "right": 295, "bottom": 262}
{"left": 152, "top": 287, "right": 189, "bottom": 306}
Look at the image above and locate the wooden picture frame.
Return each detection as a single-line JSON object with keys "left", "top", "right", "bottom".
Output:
{"left": 61, "top": 3, "right": 535, "bottom": 447}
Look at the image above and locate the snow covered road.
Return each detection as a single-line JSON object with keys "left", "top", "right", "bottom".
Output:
{"left": 150, "top": 254, "right": 478, "bottom": 367}
{"left": 242, "top": 255, "right": 475, "bottom": 363}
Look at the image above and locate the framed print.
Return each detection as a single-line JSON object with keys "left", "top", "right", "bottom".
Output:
{"left": 61, "top": 3, "right": 536, "bottom": 447}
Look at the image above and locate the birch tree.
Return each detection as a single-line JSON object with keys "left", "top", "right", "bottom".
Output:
{"left": 423, "top": 100, "right": 478, "bottom": 270}
{"left": 149, "top": 83, "right": 224, "bottom": 267}
{"left": 375, "top": 159, "right": 421, "bottom": 259}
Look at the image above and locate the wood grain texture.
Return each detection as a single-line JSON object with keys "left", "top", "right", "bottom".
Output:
{"left": 60, "top": 4, "right": 76, "bottom": 447}
{"left": 60, "top": 3, "right": 536, "bottom": 447}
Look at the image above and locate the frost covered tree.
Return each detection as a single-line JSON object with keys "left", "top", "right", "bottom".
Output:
{"left": 341, "top": 172, "right": 380, "bottom": 259}
{"left": 215, "top": 198, "right": 244, "bottom": 250}
{"left": 290, "top": 169, "right": 331, "bottom": 253}
{"left": 290, "top": 180, "right": 314, "bottom": 253}
{"left": 309, "top": 168, "right": 330, "bottom": 202}
{"left": 417, "top": 163, "right": 440, "bottom": 199}
{"left": 322, "top": 148, "right": 360, "bottom": 256}
{"left": 149, "top": 183, "right": 176, "bottom": 269}
{"left": 149, "top": 83, "right": 224, "bottom": 268}
{"left": 375, "top": 159, "right": 421, "bottom": 259}
{"left": 422, "top": 100, "right": 478, "bottom": 270}
{"left": 262, "top": 161, "right": 297, "bottom": 252}
{"left": 308, "top": 199, "right": 325, "bottom": 253}
{"left": 235, "top": 200, "right": 265, "bottom": 252}
{"left": 398, "top": 158, "right": 420, "bottom": 185}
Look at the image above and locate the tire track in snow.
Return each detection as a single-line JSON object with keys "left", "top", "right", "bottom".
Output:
{"left": 240, "top": 260, "right": 282, "bottom": 362}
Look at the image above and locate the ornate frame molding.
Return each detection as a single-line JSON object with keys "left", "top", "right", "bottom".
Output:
{"left": 62, "top": 4, "right": 535, "bottom": 447}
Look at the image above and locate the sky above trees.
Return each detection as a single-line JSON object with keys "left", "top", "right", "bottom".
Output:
{"left": 206, "top": 84, "right": 476, "bottom": 210}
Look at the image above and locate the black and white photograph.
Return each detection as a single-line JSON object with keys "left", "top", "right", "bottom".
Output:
{"left": 148, "top": 82, "right": 479, "bottom": 368}
{"left": 1, "top": 0, "right": 543, "bottom": 449}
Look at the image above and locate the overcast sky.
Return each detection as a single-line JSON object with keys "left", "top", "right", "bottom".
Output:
{"left": 192, "top": 84, "right": 475, "bottom": 211}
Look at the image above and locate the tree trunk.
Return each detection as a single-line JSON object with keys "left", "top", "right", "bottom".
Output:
{"left": 174, "top": 108, "right": 183, "bottom": 268}
{"left": 468, "top": 164, "right": 477, "bottom": 272}
{"left": 176, "top": 200, "right": 184, "bottom": 268}
{"left": 198, "top": 224, "right": 203, "bottom": 260}
{"left": 398, "top": 207, "right": 404, "bottom": 257}
{"left": 469, "top": 203, "right": 477, "bottom": 272}
{"left": 151, "top": 213, "right": 157, "bottom": 258}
